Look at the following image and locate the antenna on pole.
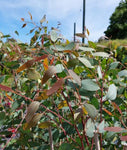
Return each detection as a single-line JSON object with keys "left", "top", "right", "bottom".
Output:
{"left": 82, "top": 0, "right": 86, "bottom": 44}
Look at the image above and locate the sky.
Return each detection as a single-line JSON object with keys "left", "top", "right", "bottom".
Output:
{"left": 0, "top": 0, "right": 121, "bottom": 43}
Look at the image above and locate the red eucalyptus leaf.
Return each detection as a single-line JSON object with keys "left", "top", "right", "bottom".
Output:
{"left": 41, "top": 35, "right": 44, "bottom": 45}
{"left": 50, "top": 57, "right": 55, "bottom": 65}
{"left": 111, "top": 102, "right": 122, "bottom": 115}
{"left": 47, "top": 78, "right": 65, "bottom": 96}
{"left": 17, "top": 60, "right": 34, "bottom": 73}
{"left": 104, "top": 127, "right": 124, "bottom": 132}
{"left": 120, "top": 136, "right": 127, "bottom": 141}
{"left": 17, "top": 55, "right": 48, "bottom": 73}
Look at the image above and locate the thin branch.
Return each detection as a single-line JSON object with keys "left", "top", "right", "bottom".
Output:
{"left": 48, "top": 126, "right": 54, "bottom": 150}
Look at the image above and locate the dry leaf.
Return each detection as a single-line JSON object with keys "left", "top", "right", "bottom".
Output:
{"left": 41, "top": 66, "right": 56, "bottom": 84}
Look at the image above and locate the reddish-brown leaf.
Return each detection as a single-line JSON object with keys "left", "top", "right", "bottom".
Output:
{"left": 34, "top": 54, "right": 48, "bottom": 62}
{"left": 22, "top": 23, "right": 27, "bottom": 28}
{"left": 28, "top": 12, "right": 32, "bottom": 20}
{"left": 21, "top": 18, "right": 25, "bottom": 21}
{"left": 47, "top": 78, "right": 65, "bottom": 96}
{"left": 68, "top": 69, "right": 81, "bottom": 86}
{"left": 17, "top": 55, "right": 48, "bottom": 73}
{"left": 104, "top": 127, "right": 124, "bottom": 132}
{"left": 41, "top": 66, "right": 57, "bottom": 84}
{"left": 102, "top": 108, "right": 112, "bottom": 116}
{"left": 120, "top": 136, "right": 127, "bottom": 141}
{"left": 0, "top": 84, "right": 15, "bottom": 93}
{"left": 111, "top": 102, "right": 122, "bottom": 115}
{"left": 16, "top": 60, "right": 34, "bottom": 73}
{"left": 50, "top": 57, "right": 55, "bottom": 65}
{"left": 41, "top": 35, "right": 44, "bottom": 45}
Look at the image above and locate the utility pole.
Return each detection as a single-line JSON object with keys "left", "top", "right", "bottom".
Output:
{"left": 74, "top": 22, "right": 76, "bottom": 42}
{"left": 82, "top": 0, "right": 86, "bottom": 43}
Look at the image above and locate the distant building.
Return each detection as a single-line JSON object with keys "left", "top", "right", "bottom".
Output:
{"left": 98, "top": 36, "right": 109, "bottom": 43}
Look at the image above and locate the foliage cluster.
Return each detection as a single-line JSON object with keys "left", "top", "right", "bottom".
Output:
{"left": 104, "top": 0, "right": 127, "bottom": 39}
{"left": 0, "top": 13, "right": 127, "bottom": 150}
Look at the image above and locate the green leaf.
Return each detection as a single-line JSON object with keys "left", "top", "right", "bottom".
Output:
{"left": 84, "top": 103, "right": 98, "bottom": 119}
{"left": 65, "top": 42, "right": 75, "bottom": 50}
{"left": 79, "top": 46, "right": 95, "bottom": 52}
{"left": 58, "top": 143, "right": 73, "bottom": 150}
{"left": 2, "top": 34, "right": 11, "bottom": 38}
{"left": 106, "top": 84, "right": 117, "bottom": 100}
{"left": 38, "top": 121, "right": 53, "bottom": 129}
{"left": 85, "top": 118, "right": 95, "bottom": 137}
{"left": 55, "top": 64, "right": 64, "bottom": 73}
{"left": 74, "top": 66, "right": 84, "bottom": 75}
{"left": 11, "top": 101, "right": 19, "bottom": 112}
{"left": 88, "top": 41, "right": 97, "bottom": 49}
{"left": 50, "top": 30, "right": 58, "bottom": 42}
{"left": 98, "top": 120, "right": 105, "bottom": 133}
{"left": 78, "top": 57, "right": 94, "bottom": 68}
{"left": 15, "top": 30, "right": 19, "bottom": 36}
{"left": 4, "top": 61, "right": 20, "bottom": 69}
{"left": 97, "top": 66, "right": 102, "bottom": 79}
{"left": 0, "top": 75, "right": 5, "bottom": 83}
{"left": 93, "top": 52, "right": 110, "bottom": 57}
{"left": 0, "top": 43, "right": 2, "bottom": 48}
{"left": 50, "top": 45, "right": 64, "bottom": 51}
{"left": 67, "top": 58, "right": 79, "bottom": 68}
{"left": 81, "top": 79, "right": 100, "bottom": 91}
{"left": 118, "top": 70, "right": 127, "bottom": 77}
{"left": 0, "top": 112, "right": 5, "bottom": 127}
{"left": 109, "top": 62, "right": 119, "bottom": 70}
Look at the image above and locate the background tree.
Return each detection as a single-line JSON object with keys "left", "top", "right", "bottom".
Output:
{"left": 104, "top": 0, "right": 127, "bottom": 39}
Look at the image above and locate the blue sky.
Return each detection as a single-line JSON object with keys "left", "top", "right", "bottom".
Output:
{"left": 0, "top": 0, "right": 121, "bottom": 43}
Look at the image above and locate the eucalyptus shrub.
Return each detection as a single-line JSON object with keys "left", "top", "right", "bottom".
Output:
{"left": 0, "top": 13, "right": 127, "bottom": 150}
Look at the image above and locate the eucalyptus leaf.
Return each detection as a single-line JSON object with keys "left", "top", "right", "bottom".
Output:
{"left": 27, "top": 69, "right": 41, "bottom": 80}
{"left": 68, "top": 69, "right": 81, "bottom": 86}
{"left": 50, "top": 45, "right": 64, "bottom": 51}
{"left": 97, "top": 66, "right": 102, "bottom": 79}
{"left": 81, "top": 79, "right": 100, "bottom": 91}
{"left": 78, "top": 57, "right": 94, "bottom": 68}
{"left": 85, "top": 118, "right": 95, "bottom": 137}
{"left": 55, "top": 64, "right": 64, "bottom": 73}
{"left": 118, "top": 70, "right": 127, "bottom": 77}
{"left": 79, "top": 46, "right": 95, "bottom": 52}
{"left": 98, "top": 120, "right": 105, "bottom": 133}
{"left": 0, "top": 112, "right": 5, "bottom": 126}
{"left": 106, "top": 84, "right": 117, "bottom": 100}
{"left": 0, "top": 43, "right": 2, "bottom": 48}
{"left": 58, "top": 143, "right": 72, "bottom": 150}
{"left": 93, "top": 52, "right": 110, "bottom": 57}
{"left": 65, "top": 42, "right": 74, "bottom": 50}
{"left": 109, "top": 62, "right": 119, "bottom": 70}
{"left": 50, "top": 30, "right": 58, "bottom": 42}
{"left": 84, "top": 103, "right": 98, "bottom": 119}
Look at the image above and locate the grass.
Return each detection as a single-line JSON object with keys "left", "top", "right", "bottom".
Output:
{"left": 97, "top": 39, "right": 127, "bottom": 49}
